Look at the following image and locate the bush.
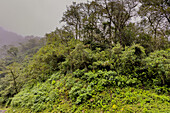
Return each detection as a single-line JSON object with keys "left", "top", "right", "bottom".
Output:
{"left": 144, "top": 50, "right": 170, "bottom": 86}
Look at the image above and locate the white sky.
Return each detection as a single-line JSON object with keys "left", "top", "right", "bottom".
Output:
{"left": 0, "top": 0, "right": 91, "bottom": 37}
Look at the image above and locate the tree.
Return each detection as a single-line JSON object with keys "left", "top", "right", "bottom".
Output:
{"left": 140, "top": 0, "right": 170, "bottom": 23}
{"left": 139, "top": 0, "right": 170, "bottom": 49}
{"left": 0, "top": 62, "right": 21, "bottom": 97}
{"left": 96, "top": 0, "right": 139, "bottom": 45}
{"left": 61, "top": 2, "right": 82, "bottom": 40}
{"left": 7, "top": 47, "right": 18, "bottom": 57}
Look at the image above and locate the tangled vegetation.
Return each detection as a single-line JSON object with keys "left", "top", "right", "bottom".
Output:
{"left": 0, "top": 0, "right": 170, "bottom": 112}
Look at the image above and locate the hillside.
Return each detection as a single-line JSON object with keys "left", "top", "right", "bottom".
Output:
{"left": 0, "top": 27, "right": 25, "bottom": 47}
{"left": 0, "top": 0, "right": 170, "bottom": 113}
{"left": 0, "top": 27, "right": 43, "bottom": 58}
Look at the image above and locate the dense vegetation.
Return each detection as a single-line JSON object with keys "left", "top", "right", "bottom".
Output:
{"left": 0, "top": 0, "right": 170, "bottom": 112}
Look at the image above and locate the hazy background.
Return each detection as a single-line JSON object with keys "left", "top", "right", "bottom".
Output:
{"left": 0, "top": 0, "right": 90, "bottom": 37}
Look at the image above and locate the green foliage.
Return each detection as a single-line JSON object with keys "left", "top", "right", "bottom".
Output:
{"left": 0, "top": 37, "right": 44, "bottom": 107}
{"left": 2, "top": 41, "right": 170, "bottom": 112}
{"left": 7, "top": 47, "right": 18, "bottom": 57}
{"left": 1, "top": 0, "right": 170, "bottom": 112}
{"left": 144, "top": 50, "right": 170, "bottom": 86}
{"left": 120, "top": 44, "right": 145, "bottom": 75}
{"left": 26, "top": 38, "right": 75, "bottom": 81}
{"left": 73, "top": 69, "right": 85, "bottom": 78}
{"left": 11, "top": 73, "right": 61, "bottom": 112}
{"left": 9, "top": 86, "right": 170, "bottom": 113}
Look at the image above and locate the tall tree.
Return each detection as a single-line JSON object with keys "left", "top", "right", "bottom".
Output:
{"left": 139, "top": 0, "right": 170, "bottom": 49}
{"left": 96, "top": 0, "right": 139, "bottom": 45}
{"left": 61, "top": 2, "right": 82, "bottom": 39}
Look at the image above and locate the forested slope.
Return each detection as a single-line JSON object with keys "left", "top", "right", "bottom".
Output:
{"left": 0, "top": 0, "right": 170, "bottom": 112}
{"left": 0, "top": 27, "right": 25, "bottom": 47}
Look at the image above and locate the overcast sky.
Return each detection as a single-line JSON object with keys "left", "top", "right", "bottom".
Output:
{"left": 0, "top": 0, "right": 91, "bottom": 37}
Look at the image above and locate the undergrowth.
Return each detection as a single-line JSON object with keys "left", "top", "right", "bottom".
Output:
{"left": 8, "top": 71, "right": 170, "bottom": 113}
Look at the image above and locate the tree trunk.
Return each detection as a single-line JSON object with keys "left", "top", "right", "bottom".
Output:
{"left": 10, "top": 70, "right": 18, "bottom": 94}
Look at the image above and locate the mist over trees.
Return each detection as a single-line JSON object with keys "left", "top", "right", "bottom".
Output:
{"left": 0, "top": 0, "right": 169, "bottom": 112}
{"left": 0, "top": 27, "right": 25, "bottom": 47}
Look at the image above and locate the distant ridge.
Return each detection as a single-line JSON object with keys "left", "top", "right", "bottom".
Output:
{"left": 0, "top": 27, "right": 25, "bottom": 47}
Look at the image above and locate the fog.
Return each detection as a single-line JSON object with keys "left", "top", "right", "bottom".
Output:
{"left": 0, "top": 0, "right": 91, "bottom": 36}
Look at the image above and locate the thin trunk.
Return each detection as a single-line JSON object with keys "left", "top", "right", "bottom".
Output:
{"left": 10, "top": 70, "right": 18, "bottom": 94}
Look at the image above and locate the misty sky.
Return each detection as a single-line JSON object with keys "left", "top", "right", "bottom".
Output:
{"left": 0, "top": 0, "right": 91, "bottom": 37}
